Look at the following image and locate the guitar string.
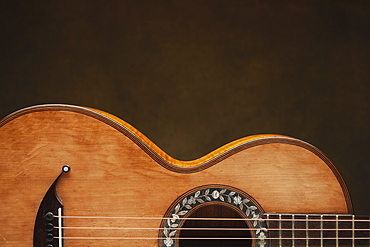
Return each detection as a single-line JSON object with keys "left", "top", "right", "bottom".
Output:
{"left": 56, "top": 226, "right": 370, "bottom": 231}
{"left": 55, "top": 218, "right": 370, "bottom": 241}
{"left": 55, "top": 236, "right": 370, "bottom": 240}
{"left": 56, "top": 215, "right": 370, "bottom": 237}
{"left": 57, "top": 215, "right": 370, "bottom": 222}
{"left": 56, "top": 215, "right": 370, "bottom": 232}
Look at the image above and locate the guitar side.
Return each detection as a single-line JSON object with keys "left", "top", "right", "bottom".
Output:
{"left": 0, "top": 104, "right": 352, "bottom": 246}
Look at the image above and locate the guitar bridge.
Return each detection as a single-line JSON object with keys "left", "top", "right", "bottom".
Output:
{"left": 33, "top": 165, "right": 70, "bottom": 247}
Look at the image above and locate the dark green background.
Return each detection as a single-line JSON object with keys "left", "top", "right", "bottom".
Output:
{"left": 1, "top": 1, "right": 369, "bottom": 214}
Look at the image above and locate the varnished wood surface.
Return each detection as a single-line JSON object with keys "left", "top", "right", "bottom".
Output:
{"left": 0, "top": 104, "right": 352, "bottom": 246}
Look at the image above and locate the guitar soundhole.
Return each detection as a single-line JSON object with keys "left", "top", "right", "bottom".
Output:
{"left": 179, "top": 204, "right": 252, "bottom": 247}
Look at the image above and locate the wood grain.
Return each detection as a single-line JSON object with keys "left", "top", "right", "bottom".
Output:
{"left": 0, "top": 104, "right": 352, "bottom": 246}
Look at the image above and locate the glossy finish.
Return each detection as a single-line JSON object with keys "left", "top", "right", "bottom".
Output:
{"left": 0, "top": 105, "right": 352, "bottom": 246}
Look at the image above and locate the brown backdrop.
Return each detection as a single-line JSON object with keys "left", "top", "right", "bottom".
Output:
{"left": 1, "top": 1, "right": 369, "bottom": 214}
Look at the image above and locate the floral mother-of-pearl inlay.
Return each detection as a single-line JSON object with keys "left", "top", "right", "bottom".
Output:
{"left": 161, "top": 186, "right": 268, "bottom": 247}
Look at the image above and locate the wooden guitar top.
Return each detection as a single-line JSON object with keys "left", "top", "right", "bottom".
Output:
{"left": 0, "top": 104, "right": 352, "bottom": 246}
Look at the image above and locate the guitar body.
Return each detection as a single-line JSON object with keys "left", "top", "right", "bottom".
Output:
{"left": 0, "top": 105, "right": 353, "bottom": 246}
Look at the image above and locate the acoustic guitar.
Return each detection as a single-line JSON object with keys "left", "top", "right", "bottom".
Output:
{"left": 0, "top": 104, "right": 368, "bottom": 247}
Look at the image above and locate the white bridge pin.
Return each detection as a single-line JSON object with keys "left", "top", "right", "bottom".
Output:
{"left": 62, "top": 165, "right": 70, "bottom": 173}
